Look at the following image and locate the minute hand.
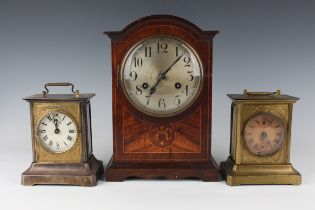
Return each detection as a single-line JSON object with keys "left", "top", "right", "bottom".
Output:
{"left": 149, "top": 54, "right": 184, "bottom": 95}
{"left": 161, "top": 53, "right": 184, "bottom": 76}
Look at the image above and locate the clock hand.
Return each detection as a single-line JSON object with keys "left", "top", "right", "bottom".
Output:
{"left": 260, "top": 131, "right": 272, "bottom": 149}
{"left": 149, "top": 73, "right": 164, "bottom": 95}
{"left": 149, "top": 54, "right": 184, "bottom": 95}
{"left": 53, "top": 119, "right": 60, "bottom": 134}
{"left": 266, "top": 139, "right": 272, "bottom": 149}
{"left": 160, "top": 53, "right": 185, "bottom": 77}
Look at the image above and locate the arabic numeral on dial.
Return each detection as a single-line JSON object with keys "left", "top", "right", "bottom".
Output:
{"left": 135, "top": 85, "right": 143, "bottom": 95}
{"left": 145, "top": 46, "right": 152, "bottom": 57}
{"left": 158, "top": 98, "right": 166, "bottom": 108}
{"left": 187, "top": 70, "right": 194, "bottom": 81}
{"left": 181, "top": 85, "right": 189, "bottom": 96}
{"left": 157, "top": 42, "right": 168, "bottom": 53}
{"left": 133, "top": 57, "right": 143, "bottom": 67}
{"left": 183, "top": 56, "right": 191, "bottom": 67}
{"left": 129, "top": 71, "right": 137, "bottom": 81}
{"left": 145, "top": 95, "right": 151, "bottom": 105}
{"left": 174, "top": 95, "right": 181, "bottom": 105}
{"left": 176, "top": 46, "right": 179, "bottom": 57}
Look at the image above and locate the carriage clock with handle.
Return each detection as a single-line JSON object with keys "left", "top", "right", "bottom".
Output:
{"left": 220, "top": 89, "right": 301, "bottom": 185}
{"left": 22, "top": 83, "right": 104, "bottom": 186}
{"left": 105, "top": 15, "right": 219, "bottom": 181}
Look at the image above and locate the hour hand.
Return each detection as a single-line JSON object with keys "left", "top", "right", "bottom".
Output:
{"left": 149, "top": 88, "right": 156, "bottom": 95}
{"left": 149, "top": 73, "right": 164, "bottom": 95}
{"left": 53, "top": 119, "right": 60, "bottom": 134}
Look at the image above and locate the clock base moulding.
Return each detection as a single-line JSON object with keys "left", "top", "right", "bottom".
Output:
{"left": 220, "top": 156, "right": 301, "bottom": 186}
{"left": 105, "top": 157, "right": 219, "bottom": 182}
{"left": 22, "top": 155, "right": 104, "bottom": 187}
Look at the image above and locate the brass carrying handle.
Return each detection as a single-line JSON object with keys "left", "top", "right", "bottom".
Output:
{"left": 243, "top": 89, "right": 281, "bottom": 96}
{"left": 43, "top": 82, "right": 79, "bottom": 97}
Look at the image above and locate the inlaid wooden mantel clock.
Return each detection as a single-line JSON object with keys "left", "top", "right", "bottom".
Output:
{"left": 220, "top": 90, "right": 301, "bottom": 185}
{"left": 105, "top": 15, "right": 219, "bottom": 181}
{"left": 22, "top": 83, "right": 104, "bottom": 186}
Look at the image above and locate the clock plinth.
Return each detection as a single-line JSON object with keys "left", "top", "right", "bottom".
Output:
{"left": 220, "top": 157, "right": 301, "bottom": 186}
{"left": 22, "top": 155, "right": 104, "bottom": 187}
{"left": 106, "top": 157, "right": 219, "bottom": 182}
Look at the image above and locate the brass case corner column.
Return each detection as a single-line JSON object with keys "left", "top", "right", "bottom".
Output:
{"left": 220, "top": 90, "right": 301, "bottom": 185}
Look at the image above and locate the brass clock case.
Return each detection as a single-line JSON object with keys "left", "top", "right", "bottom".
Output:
{"left": 22, "top": 83, "right": 104, "bottom": 186}
{"left": 220, "top": 90, "right": 301, "bottom": 185}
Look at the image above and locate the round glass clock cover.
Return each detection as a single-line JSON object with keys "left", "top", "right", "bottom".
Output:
{"left": 121, "top": 36, "right": 203, "bottom": 117}
{"left": 243, "top": 113, "right": 286, "bottom": 156}
{"left": 37, "top": 112, "right": 78, "bottom": 153}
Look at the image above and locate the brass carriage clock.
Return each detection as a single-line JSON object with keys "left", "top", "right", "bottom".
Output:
{"left": 220, "top": 90, "right": 301, "bottom": 185}
{"left": 22, "top": 83, "right": 104, "bottom": 186}
{"left": 105, "top": 15, "right": 219, "bottom": 181}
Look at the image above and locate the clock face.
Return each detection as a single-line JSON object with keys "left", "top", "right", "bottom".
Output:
{"left": 37, "top": 112, "right": 78, "bottom": 153}
{"left": 243, "top": 113, "right": 286, "bottom": 156}
{"left": 121, "top": 36, "right": 203, "bottom": 117}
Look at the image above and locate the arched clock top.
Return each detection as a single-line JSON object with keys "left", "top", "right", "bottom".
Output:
{"left": 104, "top": 15, "right": 219, "bottom": 41}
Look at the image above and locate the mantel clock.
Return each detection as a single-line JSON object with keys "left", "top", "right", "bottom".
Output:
{"left": 22, "top": 83, "right": 104, "bottom": 186}
{"left": 105, "top": 15, "right": 219, "bottom": 181}
{"left": 220, "top": 90, "right": 301, "bottom": 185}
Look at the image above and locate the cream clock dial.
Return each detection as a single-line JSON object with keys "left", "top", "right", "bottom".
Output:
{"left": 243, "top": 113, "right": 286, "bottom": 156}
{"left": 121, "top": 36, "right": 203, "bottom": 117}
{"left": 37, "top": 112, "right": 78, "bottom": 153}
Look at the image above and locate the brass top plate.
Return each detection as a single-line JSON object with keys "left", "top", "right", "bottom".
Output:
{"left": 24, "top": 93, "right": 95, "bottom": 101}
{"left": 227, "top": 94, "right": 299, "bottom": 102}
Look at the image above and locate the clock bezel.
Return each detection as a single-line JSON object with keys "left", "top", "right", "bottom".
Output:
{"left": 242, "top": 112, "right": 287, "bottom": 156}
{"left": 35, "top": 110, "right": 80, "bottom": 154}
{"left": 120, "top": 35, "right": 204, "bottom": 118}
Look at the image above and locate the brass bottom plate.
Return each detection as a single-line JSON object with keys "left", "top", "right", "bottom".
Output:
{"left": 22, "top": 155, "right": 104, "bottom": 187}
{"left": 220, "top": 157, "right": 301, "bottom": 186}
{"left": 105, "top": 156, "right": 219, "bottom": 182}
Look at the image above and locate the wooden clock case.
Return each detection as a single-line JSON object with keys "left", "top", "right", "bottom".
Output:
{"left": 105, "top": 15, "right": 219, "bottom": 181}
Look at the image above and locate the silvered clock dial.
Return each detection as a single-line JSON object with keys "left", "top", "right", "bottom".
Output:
{"left": 121, "top": 36, "right": 203, "bottom": 117}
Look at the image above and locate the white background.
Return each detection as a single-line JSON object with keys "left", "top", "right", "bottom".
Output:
{"left": 0, "top": 1, "right": 314, "bottom": 209}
